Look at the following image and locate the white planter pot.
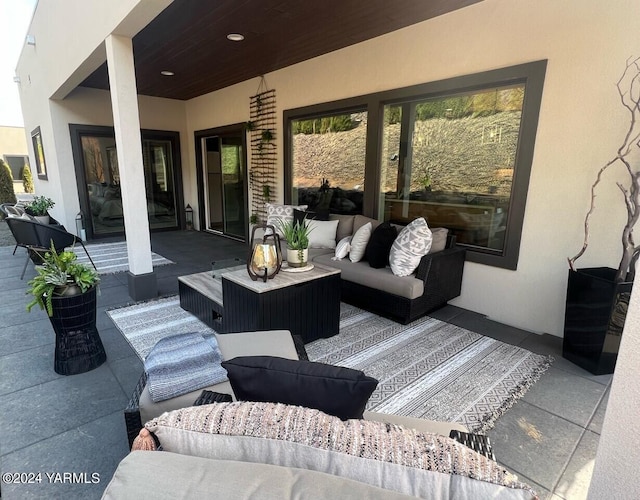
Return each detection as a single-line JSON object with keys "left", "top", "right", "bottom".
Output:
{"left": 34, "top": 215, "right": 50, "bottom": 224}
{"left": 287, "top": 248, "right": 308, "bottom": 268}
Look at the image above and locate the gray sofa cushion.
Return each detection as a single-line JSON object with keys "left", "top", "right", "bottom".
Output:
{"left": 103, "top": 451, "right": 417, "bottom": 500}
{"left": 314, "top": 253, "right": 424, "bottom": 299}
{"left": 145, "top": 402, "right": 537, "bottom": 500}
{"left": 329, "top": 214, "right": 355, "bottom": 241}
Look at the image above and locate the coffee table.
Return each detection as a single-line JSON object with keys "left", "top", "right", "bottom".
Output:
{"left": 178, "top": 262, "right": 341, "bottom": 343}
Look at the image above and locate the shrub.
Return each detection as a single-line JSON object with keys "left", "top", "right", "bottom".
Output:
{"left": 0, "top": 159, "right": 17, "bottom": 205}
{"left": 22, "top": 164, "right": 34, "bottom": 193}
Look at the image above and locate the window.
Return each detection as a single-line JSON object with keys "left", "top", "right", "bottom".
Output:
{"left": 381, "top": 84, "right": 525, "bottom": 253}
{"left": 287, "top": 108, "right": 367, "bottom": 214}
{"left": 285, "top": 61, "right": 546, "bottom": 269}
{"left": 3, "top": 155, "right": 29, "bottom": 180}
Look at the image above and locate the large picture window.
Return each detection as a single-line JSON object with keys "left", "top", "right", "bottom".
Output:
{"left": 285, "top": 61, "right": 546, "bottom": 269}
{"left": 381, "top": 84, "right": 525, "bottom": 252}
{"left": 289, "top": 109, "right": 367, "bottom": 214}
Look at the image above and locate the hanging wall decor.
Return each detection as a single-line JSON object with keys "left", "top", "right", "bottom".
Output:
{"left": 248, "top": 77, "right": 277, "bottom": 223}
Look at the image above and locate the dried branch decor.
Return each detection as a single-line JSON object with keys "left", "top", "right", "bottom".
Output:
{"left": 248, "top": 77, "right": 277, "bottom": 222}
{"left": 568, "top": 57, "right": 640, "bottom": 282}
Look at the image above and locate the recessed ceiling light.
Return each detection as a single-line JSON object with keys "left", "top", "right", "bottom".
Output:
{"left": 160, "top": 70, "right": 175, "bottom": 76}
{"left": 227, "top": 33, "right": 245, "bottom": 42}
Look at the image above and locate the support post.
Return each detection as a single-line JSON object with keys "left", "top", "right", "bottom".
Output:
{"left": 105, "top": 34, "right": 157, "bottom": 301}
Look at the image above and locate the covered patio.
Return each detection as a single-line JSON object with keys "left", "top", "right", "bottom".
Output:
{"left": 0, "top": 225, "right": 609, "bottom": 499}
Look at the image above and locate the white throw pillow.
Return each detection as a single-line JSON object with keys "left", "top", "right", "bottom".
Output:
{"left": 389, "top": 218, "right": 433, "bottom": 277}
{"left": 333, "top": 236, "right": 352, "bottom": 260}
{"left": 307, "top": 219, "right": 339, "bottom": 249}
{"left": 265, "top": 203, "right": 308, "bottom": 236}
{"left": 349, "top": 222, "right": 372, "bottom": 263}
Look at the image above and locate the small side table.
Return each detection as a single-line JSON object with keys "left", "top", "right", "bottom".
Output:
{"left": 221, "top": 263, "right": 341, "bottom": 343}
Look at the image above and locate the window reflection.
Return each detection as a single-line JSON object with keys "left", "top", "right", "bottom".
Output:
{"left": 291, "top": 111, "right": 367, "bottom": 214}
{"left": 81, "top": 135, "right": 178, "bottom": 235}
{"left": 381, "top": 85, "right": 524, "bottom": 252}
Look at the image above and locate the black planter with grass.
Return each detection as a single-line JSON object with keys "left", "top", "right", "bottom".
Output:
{"left": 562, "top": 268, "right": 630, "bottom": 375}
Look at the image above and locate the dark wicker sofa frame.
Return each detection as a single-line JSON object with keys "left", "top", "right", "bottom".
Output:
{"left": 340, "top": 235, "right": 466, "bottom": 324}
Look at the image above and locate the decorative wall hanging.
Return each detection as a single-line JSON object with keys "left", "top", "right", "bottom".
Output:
{"left": 248, "top": 77, "right": 276, "bottom": 223}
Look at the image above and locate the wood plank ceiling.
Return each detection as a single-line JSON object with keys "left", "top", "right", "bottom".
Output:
{"left": 80, "top": 0, "right": 482, "bottom": 100}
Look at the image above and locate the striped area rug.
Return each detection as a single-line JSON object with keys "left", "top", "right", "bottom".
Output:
{"left": 108, "top": 297, "right": 551, "bottom": 432}
{"left": 74, "top": 241, "right": 174, "bottom": 275}
{"left": 306, "top": 304, "right": 552, "bottom": 432}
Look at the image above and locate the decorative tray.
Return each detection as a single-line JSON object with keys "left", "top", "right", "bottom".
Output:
{"left": 281, "top": 262, "right": 315, "bottom": 273}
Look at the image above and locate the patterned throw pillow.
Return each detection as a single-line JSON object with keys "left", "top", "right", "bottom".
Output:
{"left": 265, "top": 203, "right": 308, "bottom": 236}
{"left": 146, "top": 402, "right": 537, "bottom": 499}
{"left": 389, "top": 217, "right": 433, "bottom": 277}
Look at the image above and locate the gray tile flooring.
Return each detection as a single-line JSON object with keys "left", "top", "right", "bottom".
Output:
{"left": 0, "top": 227, "right": 610, "bottom": 499}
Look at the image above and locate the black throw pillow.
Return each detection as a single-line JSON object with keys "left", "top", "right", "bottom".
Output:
{"left": 221, "top": 356, "right": 378, "bottom": 421}
{"left": 365, "top": 221, "right": 398, "bottom": 268}
{"left": 293, "top": 209, "right": 329, "bottom": 226}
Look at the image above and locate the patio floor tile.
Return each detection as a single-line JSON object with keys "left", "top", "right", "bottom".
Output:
{"left": 0, "top": 344, "right": 62, "bottom": 396}
{"left": 0, "top": 410, "right": 129, "bottom": 500}
{"left": 487, "top": 400, "right": 584, "bottom": 491}
{"left": 553, "top": 430, "right": 599, "bottom": 500}
{"left": 587, "top": 389, "right": 609, "bottom": 435}
{"left": 522, "top": 367, "right": 605, "bottom": 427}
{"left": 0, "top": 364, "right": 127, "bottom": 455}
{"left": 0, "top": 318, "right": 53, "bottom": 356}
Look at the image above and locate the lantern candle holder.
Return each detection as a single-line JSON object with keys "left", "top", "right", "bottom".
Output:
{"left": 247, "top": 224, "right": 282, "bottom": 282}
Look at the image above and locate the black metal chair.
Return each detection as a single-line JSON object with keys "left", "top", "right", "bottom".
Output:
{"left": 5, "top": 217, "right": 97, "bottom": 279}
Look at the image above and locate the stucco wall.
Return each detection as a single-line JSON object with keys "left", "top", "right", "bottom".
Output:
{"left": 43, "top": 87, "right": 188, "bottom": 229}
{"left": 587, "top": 278, "right": 640, "bottom": 498}
{"left": 0, "top": 126, "right": 28, "bottom": 157}
{"left": 184, "top": 0, "right": 640, "bottom": 337}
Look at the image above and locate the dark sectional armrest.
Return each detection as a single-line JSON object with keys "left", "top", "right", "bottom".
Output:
{"left": 416, "top": 243, "right": 466, "bottom": 283}
{"left": 124, "top": 371, "right": 148, "bottom": 449}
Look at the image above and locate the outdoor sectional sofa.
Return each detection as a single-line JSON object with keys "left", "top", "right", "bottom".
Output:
{"left": 308, "top": 214, "right": 466, "bottom": 324}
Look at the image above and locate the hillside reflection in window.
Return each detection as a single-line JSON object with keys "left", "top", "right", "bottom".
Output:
{"left": 380, "top": 85, "right": 525, "bottom": 252}
{"left": 290, "top": 111, "right": 367, "bottom": 214}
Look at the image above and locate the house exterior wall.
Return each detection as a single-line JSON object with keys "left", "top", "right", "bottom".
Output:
{"left": 15, "top": 0, "right": 178, "bottom": 229}
{"left": 16, "top": 0, "right": 640, "bottom": 337}
{"left": 184, "top": 0, "right": 640, "bottom": 338}
{"left": 588, "top": 277, "right": 640, "bottom": 499}
{"left": 0, "top": 126, "right": 28, "bottom": 157}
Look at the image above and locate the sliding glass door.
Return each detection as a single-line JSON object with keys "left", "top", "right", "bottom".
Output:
{"left": 71, "top": 126, "right": 183, "bottom": 238}
{"left": 196, "top": 124, "right": 247, "bottom": 240}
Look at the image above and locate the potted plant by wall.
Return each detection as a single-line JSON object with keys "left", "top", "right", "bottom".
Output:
{"left": 26, "top": 243, "right": 106, "bottom": 375}
{"left": 25, "top": 195, "right": 55, "bottom": 224}
{"left": 565, "top": 57, "right": 640, "bottom": 375}
{"left": 277, "top": 218, "right": 312, "bottom": 268}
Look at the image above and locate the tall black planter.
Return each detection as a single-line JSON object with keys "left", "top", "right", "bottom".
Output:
{"left": 563, "top": 268, "right": 631, "bottom": 375}
{"left": 49, "top": 287, "right": 106, "bottom": 375}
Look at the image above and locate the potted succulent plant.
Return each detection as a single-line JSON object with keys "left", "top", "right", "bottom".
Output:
{"left": 277, "top": 218, "right": 313, "bottom": 268}
{"left": 25, "top": 195, "right": 55, "bottom": 224}
{"left": 26, "top": 243, "right": 106, "bottom": 375}
{"left": 565, "top": 57, "right": 640, "bottom": 374}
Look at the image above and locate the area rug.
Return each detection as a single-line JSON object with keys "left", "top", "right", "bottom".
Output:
{"left": 74, "top": 241, "right": 174, "bottom": 275}
{"left": 108, "top": 297, "right": 552, "bottom": 432}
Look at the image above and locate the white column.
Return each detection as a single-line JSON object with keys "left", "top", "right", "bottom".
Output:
{"left": 105, "top": 34, "right": 153, "bottom": 276}
{"left": 587, "top": 281, "right": 640, "bottom": 499}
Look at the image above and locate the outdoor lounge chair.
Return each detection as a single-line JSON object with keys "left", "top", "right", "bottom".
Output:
{"left": 5, "top": 217, "right": 96, "bottom": 279}
{"left": 125, "top": 330, "right": 308, "bottom": 448}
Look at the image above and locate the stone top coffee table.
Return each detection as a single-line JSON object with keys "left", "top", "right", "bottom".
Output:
{"left": 178, "top": 263, "right": 341, "bottom": 343}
